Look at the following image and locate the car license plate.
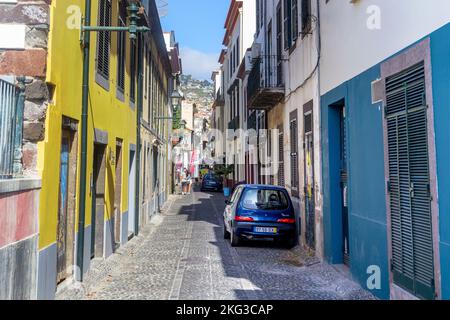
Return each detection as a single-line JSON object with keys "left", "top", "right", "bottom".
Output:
{"left": 254, "top": 227, "right": 277, "bottom": 234}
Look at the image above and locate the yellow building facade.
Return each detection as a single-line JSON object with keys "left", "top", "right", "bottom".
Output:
{"left": 36, "top": 0, "right": 143, "bottom": 299}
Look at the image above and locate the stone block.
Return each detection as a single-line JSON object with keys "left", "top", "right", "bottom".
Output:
{"left": 0, "top": 3, "right": 49, "bottom": 25}
{"left": 24, "top": 100, "right": 47, "bottom": 121}
{"left": 25, "top": 26, "right": 48, "bottom": 49}
{"left": 23, "top": 121, "right": 44, "bottom": 141}
{"left": 25, "top": 80, "right": 49, "bottom": 100}
{"left": 22, "top": 142, "right": 38, "bottom": 172}
{"left": 0, "top": 49, "right": 47, "bottom": 77}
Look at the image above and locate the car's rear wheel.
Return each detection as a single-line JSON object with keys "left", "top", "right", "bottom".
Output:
{"left": 230, "top": 226, "right": 240, "bottom": 247}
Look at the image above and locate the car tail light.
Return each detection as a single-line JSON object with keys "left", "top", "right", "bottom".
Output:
{"left": 235, "top": 216, "right": 254, "bottom": 222}
{"left": 277, "top": 218, "right": 296, "bottom": 224}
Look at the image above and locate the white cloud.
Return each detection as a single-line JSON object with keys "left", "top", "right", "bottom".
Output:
{"left": 180, "top": 47, "right": 219, "bottom": 80}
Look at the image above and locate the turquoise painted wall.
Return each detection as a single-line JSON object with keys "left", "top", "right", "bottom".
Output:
{"left": 321, "top": 66, "right": 390, "bottom": 300}
{"left": 321, "top": 22, "right": 450, "bottom": 300}
{"left": 430, "top": 23, "right": 450, "bottom": 299}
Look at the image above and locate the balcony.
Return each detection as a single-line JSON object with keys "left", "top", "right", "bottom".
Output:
{"left": 214, "top": 88, "right": 225, "bottom": 107}
{"left": 247, "top": 55, "right": 284, "bottom": 109}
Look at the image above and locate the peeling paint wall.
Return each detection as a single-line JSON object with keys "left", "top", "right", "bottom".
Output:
{"left": 0, "top": 179, "right": 41, "bottom": 300}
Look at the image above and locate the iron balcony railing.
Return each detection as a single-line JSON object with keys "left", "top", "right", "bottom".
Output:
{"left": 0, "top": 77, "right": 25, "bottom": 179}
{"left": 247, "top": 55, "right": 284, "bottom": 109}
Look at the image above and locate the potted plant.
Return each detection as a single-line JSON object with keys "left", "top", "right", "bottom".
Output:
{"left": 214, "top": 164, "right": 234, "bottom": 197}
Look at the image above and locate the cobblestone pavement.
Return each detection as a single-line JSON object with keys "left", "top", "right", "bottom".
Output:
{"left": 57, "top": 189, "right": 375, "bottom": 300}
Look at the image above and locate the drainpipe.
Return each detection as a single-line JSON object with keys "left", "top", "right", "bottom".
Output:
{"left": 76, "top": 0, "right": 92, "bottom": 282}
{"left": 135, "top": 33, "right": 143, "bottom": 236}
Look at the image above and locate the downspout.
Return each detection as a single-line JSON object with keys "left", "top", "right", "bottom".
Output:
{"left": 135, "top": 33, "right": 143, "bottom": 235}
{"left": 76, "top": 0, "right": 92, "bottom": 282}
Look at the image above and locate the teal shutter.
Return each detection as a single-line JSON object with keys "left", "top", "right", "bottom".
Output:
{"left": 96, "top": 0, "right": 111, "bottom": 80}
{"left": 386, "top": 62, "right": 435, "bottom": 300}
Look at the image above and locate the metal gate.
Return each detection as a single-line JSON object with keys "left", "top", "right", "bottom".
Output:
{"left": 0, "top": 78, "right": 19, "bottom": 179}
{"left": 385, "top": 62, "right": 435, "bottom": 300}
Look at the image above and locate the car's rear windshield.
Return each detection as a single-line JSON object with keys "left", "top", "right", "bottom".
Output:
{"left": 241, "top": 188, "right": 289, "bottom": 210}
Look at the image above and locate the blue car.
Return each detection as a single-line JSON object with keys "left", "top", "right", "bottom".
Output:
{"left": 201, "top": 174, "right": 223, "bottom": 192}
{"left": 223, "top": 184, "right": 297, "bottom": 248}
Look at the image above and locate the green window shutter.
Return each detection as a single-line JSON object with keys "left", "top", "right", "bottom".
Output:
{"left": 386, "top": 62, "right": 435, "bottom": 300}
{"left": 96, "top": 0, "right": 111, "bottom": 80}
{"left": 117, "top": 5, "right": 126, "bottom": 93}
{"left": 279, "top": 132, "right": 285, "bottom": 187}
{"left": 130, "top": 40, "right": 136, "bottom": 102}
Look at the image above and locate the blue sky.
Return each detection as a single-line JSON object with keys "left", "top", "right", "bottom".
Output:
{"left": 160, "top": 0, "right": 230, "bottom": 80}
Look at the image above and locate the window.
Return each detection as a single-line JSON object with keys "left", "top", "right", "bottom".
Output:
{"left": 147, "top": 51, "right": 153, "bottom": 123}
{"left": 283, "top": 0, "right": 291, "bottom": 50}
{"left": 236, "top": 86, "right": 240, "bottom": 119}
{"left": 301, "top": 0, "right": 312, "bottom": 34}
{"left": 116, "top": 2, "right": 126, "bottom": 96}
{"left": 256, "top": 0, "right": 260, "bottom": 33}
{"left": 276, "top": 4, "right": 283, "bottom": 84}
{"left": 130, "top": 39, "right": 137, "bottom": 103}
{"left": 229, "top": 186, "right": 243, "bottom": 204}
{"left": 261, "top": 0, "right": 265, "bottom": 30}
{"left": 292, "top": 0, "right": 298, "bottom": 41}
{"left": 144, "top": 45, "right": 148, "bottom": 98}
{"left": 242, "top": 188, "right": 289, "bottom": 210}
{"left": 236, "top": 37, "right": 240, "bottom": 69}
{"left": 96, "top": 0, "right": 112, "bottom": 85}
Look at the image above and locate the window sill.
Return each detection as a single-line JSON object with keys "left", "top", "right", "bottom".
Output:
{"left": 116, "top": 88, "right": 125, "bottom": 102}
{"left": 95, "top": 73, "right": 110, "bottom": 92}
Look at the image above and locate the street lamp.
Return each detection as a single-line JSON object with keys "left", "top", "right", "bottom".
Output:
{"left": 171, "top": 89, "right": 183, "bottom": 110}
{"left": 154, "top": 89, "right": 183, "bottom": 121}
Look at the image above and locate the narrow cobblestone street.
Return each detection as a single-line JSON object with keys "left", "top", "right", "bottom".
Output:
{"left": 57, "top": 188, "right": 374, "bottom": 300}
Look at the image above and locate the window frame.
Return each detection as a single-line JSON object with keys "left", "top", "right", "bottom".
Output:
{"left": 116, "top": 2, "right": 126, "bottom": 101}
{"left": 95, "top": 0, "right": 112, "bottom": 91}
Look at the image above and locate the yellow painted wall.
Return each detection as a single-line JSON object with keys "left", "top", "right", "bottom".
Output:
{"left": 38, "top": 0, "right": 137, "bottom": 249}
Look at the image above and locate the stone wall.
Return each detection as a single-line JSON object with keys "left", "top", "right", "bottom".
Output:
{"left": 0, "top": 0, "right": 50, "bottom": 177}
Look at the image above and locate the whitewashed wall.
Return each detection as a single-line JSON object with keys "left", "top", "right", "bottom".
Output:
{"left": 320, "top": 0, "right": 450, "bottom": 94}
